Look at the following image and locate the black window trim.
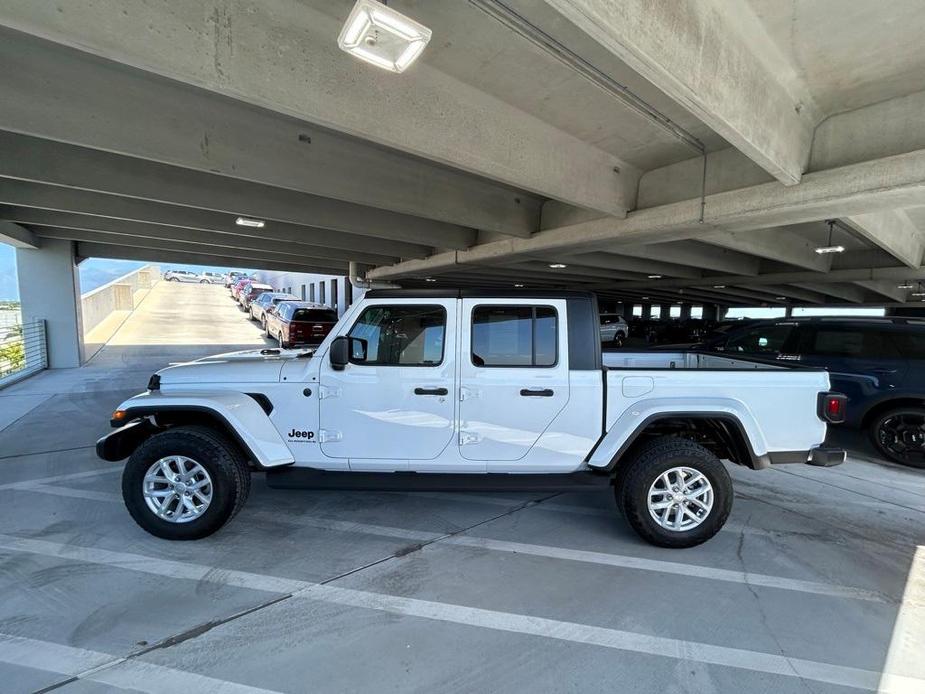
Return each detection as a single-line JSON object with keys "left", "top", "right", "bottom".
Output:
{"left": 346, "top": 303, "right": 448, "bottom": 368}
{"left": 470, "top": 303, "right": 559, "bottom": 369}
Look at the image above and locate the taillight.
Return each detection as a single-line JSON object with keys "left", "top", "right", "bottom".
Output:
{"left": 818, "top": 392, "right": 847, "bottom": 423}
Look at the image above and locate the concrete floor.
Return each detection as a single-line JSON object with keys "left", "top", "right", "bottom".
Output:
{"left": 0, "top": 283, "right": 923, "bottom": 693}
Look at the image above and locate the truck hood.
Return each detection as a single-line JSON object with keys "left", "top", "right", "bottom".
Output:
{"left": 157, "top": 348, "right": 313, "bottom": 385}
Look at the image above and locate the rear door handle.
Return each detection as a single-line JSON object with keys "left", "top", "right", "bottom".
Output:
{"left": 414, "top": 387, "right": 448, "bottom": 396}
{"left": 520, "top": 388, "right": 554, "bottom": 397}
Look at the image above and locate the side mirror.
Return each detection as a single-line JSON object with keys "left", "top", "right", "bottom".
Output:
{"left": 330, "top": 336, "right": 368, "bottom": 370}
{"left": 330, "top": 336, "right": 349, "bottom": 370}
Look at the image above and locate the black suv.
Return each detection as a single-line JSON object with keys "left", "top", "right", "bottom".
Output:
{"left": 690, "top": 316, "right": 925, "bottom": 468}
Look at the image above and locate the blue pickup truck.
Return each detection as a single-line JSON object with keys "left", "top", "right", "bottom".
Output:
{"left": 680, "top": 316, "right": 925, "bottom": 468}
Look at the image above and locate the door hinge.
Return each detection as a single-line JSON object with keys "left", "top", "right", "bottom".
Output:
{"left": 319, "top": 386, "right": 341, "bottom": 399}
{"left": 459, "top": 430, "right": 482, "bottom": 446}
{"left": 459, "top": 386, "right": 479, "bottom": 401}
{"left": 319, "top": 429, "right": 342, "bottom": 443}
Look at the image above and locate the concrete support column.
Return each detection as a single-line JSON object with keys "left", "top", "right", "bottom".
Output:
{"left": 16, "top": 238, "right": 84, "bottom": 368}
{"left": 680, "top": 304, "right": 692, "bottom": 320}
{"left": 784, "top": 305, "right": 793, "bottom": 317}
{"left": 701, "top": 303, "right": 722, "bottom": 322}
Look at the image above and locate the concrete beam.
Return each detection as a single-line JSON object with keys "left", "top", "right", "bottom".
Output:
{"left": 369, "top": 146, "right": 925, "bottom": 280}
{"left": 35, "top": 228, "right": 348, "bottom": 276}
{"left": 0, "top": 131, "right": 477, "bottom": 250}
{"left": 614, "top": 267, "right": 925, "bottom": 292}
{"left": 700, "top": 226, "right": 832, "bottom": 272}
{"left": 0, "top": 219, "right": 38, "bottom": 248}
{"left": 616, "top": 241, "right": 761, "bottom": 276}
{"left": 75, "top": 242, "right": 344, "bottom": 277}
{"left": 0, "top": 27, "right": 539, "bottom": 237}
{"left": 804, "top": 283, "right": 867, "bottom": 304}
{"left": 854, "top": 280, "right": 909, "bottom": 303}
{"left": 0, "top": 1, "right": 636, "bottom": 215}
{"left": 541, "top": 0, "right": 814, "bottom": 184}
{"left": 842, "top": 210, "right": 925, "bottom": 268}
{"left": 546, "top": 252, "right": 702, "bottom": 279}
{"left": 0, "top": 180, "right": 431, "bottom": 260}
{"left": 2, "top": 208, "right": 399, "bottom": 266}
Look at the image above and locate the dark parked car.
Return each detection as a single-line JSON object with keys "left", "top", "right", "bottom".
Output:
{"left": 249, "top": 292, "right": 299, "bottom": 326}
{"left": 265, "top": 302, "right": 339, "bottom": 348}
{"left": 239, "top": 283, "right": 274, "bottom": 310}
{"left": 690, "top": 316, "right": 925, "bottom": 468}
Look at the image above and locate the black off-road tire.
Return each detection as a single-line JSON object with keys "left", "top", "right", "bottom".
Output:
{"left": 122, "top": 426, "right": 251, "bottom": 540}
{"left": 615, "top": 436, "right": 733, "bottom": 548}
{"left": 869, "top": 407, "right": 925, "bottom": 469}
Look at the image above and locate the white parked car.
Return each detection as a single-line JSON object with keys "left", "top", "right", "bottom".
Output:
{"left": 600, "top": 313, "right": 629, "bottom": 345}
{"left": 198, "top": 272, "right": 225, "bottom": 284}
{"left": 98, "top": 290, "right": 845, "bottom": 548}
{"left": 163, "top": 270, "right": 202, "bottom": 283}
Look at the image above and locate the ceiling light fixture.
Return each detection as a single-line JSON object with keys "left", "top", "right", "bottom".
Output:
{"left": 235, "top": 217, "right": 265, "bottom": 228}
{"left": 814, "top": 219, "right": 846, "bottom": 254}
{"left": 648, "top": 274, "right": 662, "bottom": 279}
{"left": 775, "top": 296, "right": 788, "bottom": 300}
{"left": 898, "top": 283, "right": 914, "bottom": 289}
{"left": 338, "top": 0, "right": 432, "bottom": 73}
{"left": 514, "top": 283, "right": 524, "bottom": 288}
{"left": 549, "top": 263, "right": 567, "bottom": 269}
{"left": 712, "top": 285, "right": 726, "bottom": 289}
{"left": 424, "top": 277, "right": 436, "bottom": 282}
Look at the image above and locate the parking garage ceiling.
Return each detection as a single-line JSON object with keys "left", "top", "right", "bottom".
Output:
{"left": 2, "top": 0, "right": 925, "bottom": 308}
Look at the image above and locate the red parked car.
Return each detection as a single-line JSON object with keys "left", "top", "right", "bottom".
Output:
{"left": 231, "top": 278, "right": 252, "bottom": 300}
{"left": 264, "top": 302, "right": 339, "bottom": 348}
{"left": 239, "top": 283, "right": 274, "bottom": 310}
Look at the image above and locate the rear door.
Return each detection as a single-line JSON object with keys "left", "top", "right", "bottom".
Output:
{"left": 458, "top": 299, "right": 569, "bottom": 461}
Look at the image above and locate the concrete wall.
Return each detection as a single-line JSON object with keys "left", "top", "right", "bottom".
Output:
{"left": 253, "top": 271, "right": 363, "bottom": 317}
{"left": 81, "top": 265, "right": 159, "bottom": 334}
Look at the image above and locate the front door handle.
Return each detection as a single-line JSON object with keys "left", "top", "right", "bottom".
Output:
{"left": 414, "top": 387, "right": 448, "bottom": 396}
{"left": 520, "top": 388, "right": 554, "bottom": 397}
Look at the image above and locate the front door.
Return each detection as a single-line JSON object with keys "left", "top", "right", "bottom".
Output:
{"left": 458, "top": 299, "right": 569, "bottom": 461}
{"left": 319, "top": 300, "right": 457, "bottom": 469}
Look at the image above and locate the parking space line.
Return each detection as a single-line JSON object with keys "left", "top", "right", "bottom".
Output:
{"left": 8, "top": 485, "right": 891, "bottom": 602}
{"left": 0, "top": 633, "right": 283, "bottom": 693}
{"left": 0, "top": 534, "right": 918, "bottom": 692}
{"left": 440, "top": 535, "right": 891, "bottom": 603}
{"left": 0, "top": 466, "right": 120, "bottom": 491}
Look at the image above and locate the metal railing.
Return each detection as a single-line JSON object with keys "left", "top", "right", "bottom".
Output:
{"left": 0, "top": 319, "right": 47, "bottom": 389}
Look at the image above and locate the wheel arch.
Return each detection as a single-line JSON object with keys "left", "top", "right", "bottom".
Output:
{"left": 860, "top": 396, "right": 925, "bottom": 429}
{"left": 594, "top": 412, "right": 766, "bottom": 473}
{"left": 97, "top": 394, "right": 294, "bottom": 468}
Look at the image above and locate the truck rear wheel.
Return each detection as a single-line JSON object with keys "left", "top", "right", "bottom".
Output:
{"left": 122, "top": 426, "right": 250, "bottom": 540}
{"left": 615, "top": 436, "right": 732, "bottom": 548}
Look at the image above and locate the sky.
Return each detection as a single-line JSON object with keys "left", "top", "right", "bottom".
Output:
{"left": 0, "top": 242, "right": 246, "bottom": 300}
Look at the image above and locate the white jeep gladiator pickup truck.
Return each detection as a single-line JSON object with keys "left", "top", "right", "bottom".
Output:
{"left": 98, "top": 289, "right": 847, "bottom": 548}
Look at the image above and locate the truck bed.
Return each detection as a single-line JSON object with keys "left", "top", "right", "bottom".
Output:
{"left": 598, "top": 350, "right": 830, "bottom": 462}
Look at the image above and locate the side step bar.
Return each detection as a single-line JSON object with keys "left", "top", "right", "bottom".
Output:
{"left": 265, "top": 468, "right": 612, "bottom": 493}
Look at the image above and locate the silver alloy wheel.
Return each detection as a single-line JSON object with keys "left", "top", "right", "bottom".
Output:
{"left": 143, "top": 455, "right": 213, "bottom": 523}
{"left": 647, "top": 466, "right": 714, "bottom": 532}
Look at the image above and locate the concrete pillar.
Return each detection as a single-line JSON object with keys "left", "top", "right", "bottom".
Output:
{"left": 16, "top": 238, "right": 84, "bottom": 368}
{"left": 680, "top": 304, "right": 692, "bottom": 320}
{"left": 784, "top": 305, "right": 793, "bottom": 317}
{"left": 701, "top": 303, "right": 722, "bottom": 322}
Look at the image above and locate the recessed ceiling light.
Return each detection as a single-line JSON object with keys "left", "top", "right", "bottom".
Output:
{"left": 647, "top": 274, "right": 662, "bottom": 279}
{"left": 424, "top": 277, "right": 436, "bottom": 282}
{"left": 235, "top": 217, "right": 265, "bottom": 228}
{"left": 338, "top": 0, "right": 432, "bottom": 73}
{"left": 814, "top": 245, "right": 845, "bottom": 255}
{"left": 549, "top": 263, "right": 567, "bottom": 269}
{"left": 514, "top": 283, "right": 524, "bottom": 288}
{"left": 712, "top": 285, "right": 726, "bottom": 289}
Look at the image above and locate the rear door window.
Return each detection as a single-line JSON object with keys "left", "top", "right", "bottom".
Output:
{"left": 803, "top": 327, "right": 900, "bottom": 359}
{"left": 471, "top": 305, "right": 558, "bottom": 367}
{"left": 892, "top": 331, "right": 925, "bottom": 359}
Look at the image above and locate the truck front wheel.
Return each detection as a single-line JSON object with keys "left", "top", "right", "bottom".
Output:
{"left": 615, "top": 437, "right": 732, "bottom": 548}
{"left": 122, "top": 426, "right": 250, "bottom": 540}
